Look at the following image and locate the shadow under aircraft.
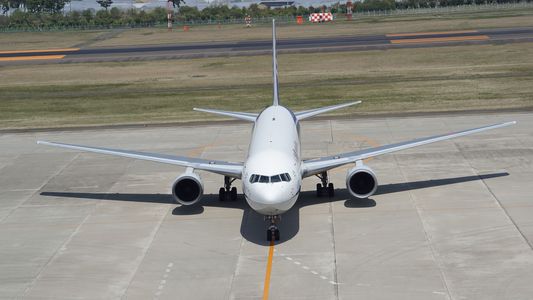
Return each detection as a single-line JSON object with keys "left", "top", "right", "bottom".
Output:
{"left": 41, "top": 172, "right": 508, "bottom": 246}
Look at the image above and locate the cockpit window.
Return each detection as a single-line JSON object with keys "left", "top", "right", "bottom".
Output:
{"left": 249, "top": 174, "right": 258, "bottom": 183}
{"left": 249, "top": 173, "right": 292, "bottom": 184}
{"left": 280, "top": 173, "right": 291, "bottom": 182}
{"left": 271, "top": 175, "right": 281, "bottom": 183}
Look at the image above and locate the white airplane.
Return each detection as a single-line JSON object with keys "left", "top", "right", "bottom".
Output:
{"left": 38, "top": 20, "right": 516, "bottom": 241}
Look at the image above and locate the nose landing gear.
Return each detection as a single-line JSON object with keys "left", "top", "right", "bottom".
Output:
{"left": 219, "top": 176, "right": 238, "bottom": 201}
{"left": 265, "top": 215, "right": 280, "bottom": 241}
{"left": 316, "top": 171, "right": 334, "bottom": 197}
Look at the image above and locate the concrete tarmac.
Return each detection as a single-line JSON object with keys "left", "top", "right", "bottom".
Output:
{"left": 0, "top": 112, "right": 532, "bottom": 299}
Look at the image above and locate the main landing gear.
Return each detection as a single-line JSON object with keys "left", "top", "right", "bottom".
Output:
{"left": 219, "top": 176, "right": 237, "bottom": 201}
{"left": 266, "top": 215, "right": 280, "bottom": 241}
{"left": 316, "top": 171, "right": 334, "bottom": 197}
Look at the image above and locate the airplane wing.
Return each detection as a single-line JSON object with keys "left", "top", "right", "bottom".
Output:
{"left": 301, "top": 121, "right": 516, "bottom": 177}
{"left": 193, "top": 108, "right": 258, "bottom": 122}
{"left": 37, "top": 141, "right": 243, "bottom": 178}
{"left": 294, "top": 101, "right": 361, "bottom": 121}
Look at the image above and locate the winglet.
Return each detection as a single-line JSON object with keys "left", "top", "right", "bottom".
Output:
{"left": 272, "top": 19, "right": 279, "bottom": 106}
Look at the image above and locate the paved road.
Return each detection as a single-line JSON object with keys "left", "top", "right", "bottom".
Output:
{"left": 1, "top": 112, "right": 532, "bottom": 299}
{"left": 2, "top": 26, "right": 533, "bottom": 64}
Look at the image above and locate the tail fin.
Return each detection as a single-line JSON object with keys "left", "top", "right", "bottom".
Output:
{"left": 272, "top": 19, "right": 280, "bottom": 106}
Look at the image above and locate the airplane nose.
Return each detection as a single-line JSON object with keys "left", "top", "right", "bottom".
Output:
{"left": 257, "top": 189, "right": 282, "bottom": 204}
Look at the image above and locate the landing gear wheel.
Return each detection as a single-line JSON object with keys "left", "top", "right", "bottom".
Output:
{"left": 230, "top": 187, "right": 237, "bottom": 201}
{"left": 328, "top": 183, "right": 335, "bottom": 197}
{"left": 267, "top": 226, "right": 280, "bottom": 241}
{"left": 316, "top": 183, "right": 323, "bottom": 197}
{"left": 218, "top": 187, "right": 226, "bottom": 201}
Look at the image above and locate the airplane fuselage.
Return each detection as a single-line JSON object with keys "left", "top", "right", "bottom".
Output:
{"left": 242, "top": 105, "right": 302, "bottom": 215}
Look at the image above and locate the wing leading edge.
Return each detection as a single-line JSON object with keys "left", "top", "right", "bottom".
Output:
{"left": 302, "top": 121, "right": 516, "bottom": 177}
{"left": 37, "top": 141, "right": 243, "bottom": 178}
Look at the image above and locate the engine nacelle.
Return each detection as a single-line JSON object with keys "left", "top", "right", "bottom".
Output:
{"left": 172, "top": 170, "right": 203, "bottom": 205}
{"left": 346, "top": 162, "right": 378, "bottom": 198}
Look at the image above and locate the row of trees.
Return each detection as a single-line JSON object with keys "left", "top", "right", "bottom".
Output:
{"left": 1, "top": 0, "right": 70, "bottom": 14}
{"left": 1, "top": 0, "right": 186, "bottom": 14}
{"left": 1, "top": 0, "right": 532, "bottom": 29}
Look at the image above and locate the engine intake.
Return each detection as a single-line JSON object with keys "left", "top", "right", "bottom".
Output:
{"left": 172, "top": 171, "right": 203, "bottom": 205}
{"left": 346, "top": 163, "right": 378, "bottom": 198}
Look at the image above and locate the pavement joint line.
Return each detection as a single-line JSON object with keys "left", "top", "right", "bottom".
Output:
{"left": 22, "top": 212, "right": 93, "bottom": 297}
{"left": 122, "top": 206, "right": 170, "bottom": 299}
{"left": 329, "top": 200, "right": 340, "bottom": 298}
{"left": 226, "top": 208, "right": 247, "bottom": 299}
{"left": 1, "top": 153, "right": 81, "bottom": 224}
{"left": 452, "top": 139, "right": 533, "bottom": 251}
{"left": 386, "top": 118, "right": 455, "bottom": 300}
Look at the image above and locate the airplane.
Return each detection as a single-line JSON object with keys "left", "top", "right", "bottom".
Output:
{"left": 38, "top": 20, "right": 516, "bottom": 241}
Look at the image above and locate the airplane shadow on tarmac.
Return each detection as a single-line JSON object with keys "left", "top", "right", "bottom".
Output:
{"left": 41, "top": 172, "right": 508, "bottom": 246}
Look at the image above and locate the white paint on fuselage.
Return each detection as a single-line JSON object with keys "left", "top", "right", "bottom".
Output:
{"left": 242, "top": 105, "right": 302, "bottom": 216}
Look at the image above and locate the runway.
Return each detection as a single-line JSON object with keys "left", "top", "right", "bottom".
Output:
{"left": 1, "top": 112, "right": 532, "bottom": 299}
{"left": 2, "top": 26, "right": 533, "bottom": 64}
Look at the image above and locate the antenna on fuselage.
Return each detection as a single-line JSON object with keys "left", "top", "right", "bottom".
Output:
{"left": 272, "top": 19, "right": 280, "bottom": 106}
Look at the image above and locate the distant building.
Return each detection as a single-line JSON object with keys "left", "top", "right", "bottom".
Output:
{"left": 259, "top": 1, "right": 295, "bottom": 8}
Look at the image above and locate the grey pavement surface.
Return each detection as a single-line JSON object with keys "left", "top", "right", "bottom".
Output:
{"left": 2, "top": 26, "right": 533, "bottom": 65}
{"left": 0, "top": 112, "right": 532, "bottom": 299}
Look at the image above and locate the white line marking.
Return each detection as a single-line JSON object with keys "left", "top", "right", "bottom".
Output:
{"left": 167, "top": 262, "right": 174, "bottom": 268}
{"left": 302, "top": 266, "right": 309, "bottom": 270}
{"left": 320, "top": 276, "right": 327, "bottom": 280}
{"left": 128, "top": 183, "right": 155, "bottom": 187}
{"left": 165, "top": 268, "right": 171, "bottom": 272}
{"left": 285, "top": 257, "right": 293, "bottom": 261}
{"left": 70, "top": 185, "right": 98, "bottom": 189}
{"left": 9, "top": 188, "right": 38, "bottom": 192}
{"left": 311, "top": 271, "right": 318, "bottom": 275}
{"left": 294, "top": 261, "right": 301, "bottom": 265}
{"left": 158, "top": 285, "right": 164, "bottom": 290}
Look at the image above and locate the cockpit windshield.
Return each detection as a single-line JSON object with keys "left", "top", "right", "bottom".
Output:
{"left": 250, "top": 173, "right": 291, "bottom": 183}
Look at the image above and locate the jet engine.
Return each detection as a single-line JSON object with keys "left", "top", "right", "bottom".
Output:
{"left": 346, "top": 162, "right": 378, "bottom": 198}
{"left": 172, "top": 170, "right": 204, "bottom": 205}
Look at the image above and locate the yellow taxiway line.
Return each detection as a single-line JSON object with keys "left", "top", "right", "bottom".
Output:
{"left": 0, "top": 48, "right": 79, "bottom": 55}
{"left": 390, "top": 35, "right": 489, "bottom": 44}
{"left": 0, "top": 55, "right": 66, "bottom": 62}
{"left": 386, "top": 30, "right": 479, "bottom": 37}
{"left": 262, "top": 240, "right": 275, "bottom": 300}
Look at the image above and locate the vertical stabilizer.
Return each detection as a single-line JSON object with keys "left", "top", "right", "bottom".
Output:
{"left": 272, "top": 19, "right": 280, "bottom": 106}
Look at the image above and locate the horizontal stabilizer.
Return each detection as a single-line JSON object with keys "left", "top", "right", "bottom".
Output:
{"left": 294, "top": 101, "right": 361, "bottom": 121}
{"left": 193, "top": 108, "right": 258, "bottom": 122}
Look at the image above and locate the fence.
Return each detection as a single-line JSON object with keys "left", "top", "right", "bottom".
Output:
{"left": 1, "top": 1, "right": 533, "bottom": 32}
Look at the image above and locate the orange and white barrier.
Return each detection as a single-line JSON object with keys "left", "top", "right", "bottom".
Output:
{"left": 309, "top": 13, "right": 333, "bottom": 23}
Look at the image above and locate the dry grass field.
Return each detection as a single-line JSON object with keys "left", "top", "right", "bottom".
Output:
{"left": 1, "top": 41, "right": 532, "bottom": 129}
